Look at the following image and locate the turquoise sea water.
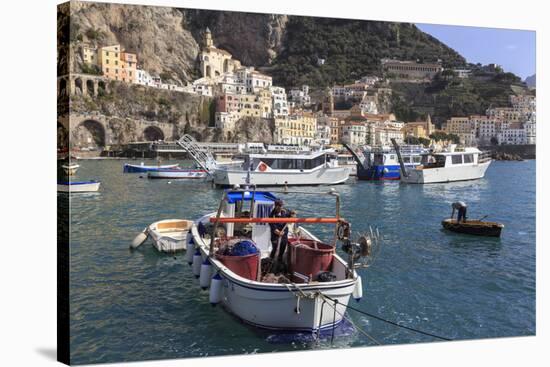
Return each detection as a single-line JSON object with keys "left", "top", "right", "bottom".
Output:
{"left": 66, "top": 160, "right": 536, "bottom": 364}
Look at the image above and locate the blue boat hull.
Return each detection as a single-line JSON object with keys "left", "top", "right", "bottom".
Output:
{"left": 357, "top": 164, "right": 417, "bottom": 181}
{"left": 123, "top": 164, "right": 179, "bottom": 173}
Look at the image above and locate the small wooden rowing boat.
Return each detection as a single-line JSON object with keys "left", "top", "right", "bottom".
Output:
{"left": 57, "top": 180, "right": 101, "bottom": 193}
{"left": 131, "top": 219, "right": 193, "bottom": 252}
{"left": 441, "top": 218, "right": 504, "bottom": 237}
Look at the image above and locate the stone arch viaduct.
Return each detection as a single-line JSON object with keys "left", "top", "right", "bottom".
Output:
{"left": 57, "top": 73, "right": 176, "bottom": 148}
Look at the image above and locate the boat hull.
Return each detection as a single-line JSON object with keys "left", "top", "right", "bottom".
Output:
{"left": 148, "top": 219, "right": 192, "bottom": 252}
{"left": 57, "top": 181, "right": 100, "bottom": 193}
{"left": 123, "top": 163, "right": 179, "bottom": 173}
{"left": 212, "top": 166, "right": 351, "bottom": 187}
{"left": 147, "top": 169, "right": 208, "bottom": 180}
{"left": 357, "top": 164, "right": 417, "bottom": 181}
{"left": 191, "top": 221, "right": 358, "bottom": 331}
{"left": 442, "top": 219, "right": 504, "bottom": 237}
{"left": 402, "top": 161, "right": 491, "bottom": 184}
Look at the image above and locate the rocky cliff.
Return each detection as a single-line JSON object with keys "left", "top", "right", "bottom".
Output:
{"left": 68, "top": 1, "right": 200, "bottom": 85}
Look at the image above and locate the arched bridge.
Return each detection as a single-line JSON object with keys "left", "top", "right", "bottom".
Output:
{"left": 58, "top": 113, "right": 176, "bottom": 149}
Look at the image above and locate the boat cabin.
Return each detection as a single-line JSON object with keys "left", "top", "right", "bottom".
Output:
{"left": 418, "top": 148, "right": 486, "bottom": 169}
{"left": 243, "top": 150, "right": 339, "bottom": 172}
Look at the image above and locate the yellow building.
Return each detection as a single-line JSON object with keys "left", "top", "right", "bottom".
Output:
{"left": 256, "top": 89, "right": 273, "bottom": 118}
{"left": 96, "top": 45, "right": 137, "bottom": 83}
{"left": 274, "top": 111, "right": 317, "bottom": 145}
{"left": 238, "top": 94, "right": 262, "bottom": 118}
{"left": 402, "top": 115, "right": 435, "bottom": 139}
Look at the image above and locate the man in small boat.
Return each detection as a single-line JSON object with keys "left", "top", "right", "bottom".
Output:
{"left": 269, "top": 199, "right": 296, "bottom": 263}
{"left": 451, "top": 201, "right": 468, "bottom": 222}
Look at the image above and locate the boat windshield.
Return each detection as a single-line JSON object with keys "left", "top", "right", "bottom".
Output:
{"left": 253, "top": 155, "right": 327, "bottom": 170}
{"left": 421, "top": 154, "right": 446, "bottom": 168}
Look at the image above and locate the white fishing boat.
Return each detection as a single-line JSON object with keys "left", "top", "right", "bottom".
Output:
{"left": 188, "top": 188, "right": 378, "bottom": 332}
{"left": 61, "top": 162, "right": 80, "bottom": 176}
{"left": 57, "top": 180, "right": 101, "bottom": 193}
{"left": 147, "top": 168, "right": 209, "bottom": 180}
{"left": 400, "top": 146, "right": 492, "bottom": 184}
{"left": 211, "top": 150, "right": 351, "bottom": 187}
{"left": 131, "top": 219, "right": 194, "bottom": 252}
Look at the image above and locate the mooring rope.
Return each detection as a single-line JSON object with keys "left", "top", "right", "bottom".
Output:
{"left": 321, "top": 294, "right": 452, "bottom": 341}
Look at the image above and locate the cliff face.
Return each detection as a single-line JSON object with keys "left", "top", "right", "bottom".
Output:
{"left": 182, "top": 10, "right": 288, "bottom": 66}
{"left": 69, "top": 1, "right": 200, "bottom": 84}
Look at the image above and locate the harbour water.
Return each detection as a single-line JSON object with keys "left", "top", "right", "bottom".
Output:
{"left": 67, "top": 160, "right": 536, "bottom": 364}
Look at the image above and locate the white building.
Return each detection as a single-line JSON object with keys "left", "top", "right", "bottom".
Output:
{"left": 270, "top": 86, "right": 289, "bottom": 117}
{"left": 215, "top": 111, "right": 240, "bottom": 130}
{"left": 370, "top": 121, "right": 405, "bottom": 146}
{"left": 498, "top": 123, "right": 526, "bottom": 145}
{"left": 135, "top": 69, "right": 154, "bottom": 86}
{"left": 341, "top": 123, "right": 368, "bottom": 146}
{"left": 289, "top": 85, "right": 311, "bottom": 106}
{"left": 315, "top": 125, "right": 331, "bottom": 146}
{"left": 234, "top": 67, "right": 272, "bottom": 94}
{"left": 359, "top": 98, "right": 378, "bottom": 115}
{"left": 524, "top": 121, "right": 536, "bottom": 144}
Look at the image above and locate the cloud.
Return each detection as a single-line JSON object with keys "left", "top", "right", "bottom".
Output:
{"left": 505, "top": 44, "right": 518, "bottom": 50}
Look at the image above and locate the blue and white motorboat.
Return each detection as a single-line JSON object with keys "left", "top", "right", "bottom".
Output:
{"left": 57, "top": 180, "right": 101, "bottom": 193}
{"left": 123, "top": 162, "right": 179, "bottom": 173}
{"left": 357, "top": 145, "right": 428, "bottom": 180}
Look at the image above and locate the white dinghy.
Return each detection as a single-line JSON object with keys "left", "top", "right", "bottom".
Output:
{"left": 131, "top": 219, "right": 193, "bottom": 253}
{"left": 189, "top": 188, "right": 379, "bottom": 332}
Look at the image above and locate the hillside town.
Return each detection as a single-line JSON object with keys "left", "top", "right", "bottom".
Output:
{"left": 78, "top": 28, "right": 536, "bottom": 149}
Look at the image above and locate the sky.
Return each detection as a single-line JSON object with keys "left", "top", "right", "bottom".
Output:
{"left": 416, "top": 23, "right": 536, "bottom": 80}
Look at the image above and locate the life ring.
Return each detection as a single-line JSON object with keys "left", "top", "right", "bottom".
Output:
{"left": 258, "top": 162, "right": 268, "bottom": 172}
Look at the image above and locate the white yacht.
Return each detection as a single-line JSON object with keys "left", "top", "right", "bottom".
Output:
{"left": 401, "top": 147, "right": 491, "bottom": 184}
{"left": 212, "top": 149, "right": 351, "bottom": 187}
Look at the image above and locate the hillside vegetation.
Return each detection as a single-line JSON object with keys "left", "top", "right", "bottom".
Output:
{"left": 268, "top": 18, "right": 466, "bottom": 87}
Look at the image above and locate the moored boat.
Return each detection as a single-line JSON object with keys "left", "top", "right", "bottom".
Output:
{"left": 358, "top": 145, "right": 427, "bottom": 181}
{"left": 441, "top": 218, "right": 504, "bottom": 237}
{"left": 57, "top": 180, "right": 101, "bottom": 193}
{"left": 212, "top": 149, "right": 351, "bottom": 187}
{"left": 123, "top": 162, "right": 179, "bottom": 173}
{"left": 131, "top": 219, "right": 194, "bottom": 252}
{"left": 400, "top": 146, "right": 492, "bottom": 184}
{"left": 62, "top": 162, "right": 80, "bottom": 176}
{"left": 189, "top": 188, "right": 378, "bottom": 331}
{"left": 147, "top": 168, "right": 209, "bottom": 180}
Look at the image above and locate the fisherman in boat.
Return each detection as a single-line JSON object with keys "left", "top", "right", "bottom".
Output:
{"left": 269, "top": 199, "right": 296, "bottom": 263}
{"left": 451, "top": 201, "right": 468, "bottom": 222}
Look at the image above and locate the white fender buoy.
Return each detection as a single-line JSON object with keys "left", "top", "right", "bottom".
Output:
{"left": 186, "top": 237, "right": 195, "bottom": 265}
{"left": 209, "top": 273, "right": 223, "bottom": 306}
{"left": 192, "top": 249, "right": 202, "bottom": 278}
{"left": 383, "top": 167, "right": 389, "bottom": 174}
{"left": 199, "top": 259, "right": 212, "bottom": 289}
{"left": 353, "top": 275, "right": 363, "bottom": 302}
{"left": 130, "top": 228, "right": 148, "bottom": 249}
